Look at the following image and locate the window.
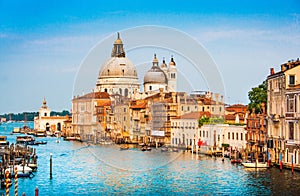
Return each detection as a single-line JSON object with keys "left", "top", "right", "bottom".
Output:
{"left": 44, "top": 113, "right": 47, "bottom": 117}
{"left": 124, "top": 108, "right": 126, "bottom": 113}
{"left": 220, "top": 107, "right": 222, "bottom": 112}
{"left": 212, "top": 107, "right": 214, "bottom": 112}
{"left": 228, "top": 132, "right": 230, "bottom": 139}
{"left": 124, "top": 116, "right": 126, "bottom": 121}
{"left": 241, "top": 133, "right": 243, "bottom": 140}
{"left": 218, "top": 135, "right": 220, "bottom": 142}
{"left": 289, "top": 75, "right": 295, "bottom": 85}
{"left": 202, "top": 107, "right": 205, "bottom": 112}
{"left": 289, "top": 122, "right": 294, "bottom": 140}
{"left": 187, "top": 106, "right": 190, "bottom": 111}
{"left": 236, "top": 133, "right": 238, "bottom": 140}
{"left": 203, "top": 131, "right": 205, "bottom": 137}
{"left": 232, "top": 132, "right": 234, "bottom": 140}
{"left": 175, "top": 138, "right": 178, "bottom": 145}
{"left": 199, "top": 131, "right": 202, "bottom": 137}
{"left": 149, "top": 86, "right": 152, "bottom": 90}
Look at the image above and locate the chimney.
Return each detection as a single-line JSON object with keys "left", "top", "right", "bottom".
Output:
{"left": 270, "top": 68, "right": 275, "bottom": 75}
{"left": 215, "top": 93, "right": 219, "bottom": 105}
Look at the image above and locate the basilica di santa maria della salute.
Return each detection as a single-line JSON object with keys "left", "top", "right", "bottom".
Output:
{"left": 95, "top": 32, "right": 177, "bottom": 97}
{"left": 71, "top": 33, "right": 224, "bottom": 145}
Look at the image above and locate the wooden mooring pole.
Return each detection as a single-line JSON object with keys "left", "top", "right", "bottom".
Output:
{"left": 50, "top": 154, "right": 52, "bottom": 179}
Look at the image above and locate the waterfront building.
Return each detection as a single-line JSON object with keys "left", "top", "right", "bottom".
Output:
{"left": 34, "top": 98, "right": 70, "bottom": 134}
{"left": 71, "top": 92, "right": 111, "bottom": 142}
{"left": 267, "top": 59, "right": 300, "bottom": 165}
{"left": 170, "top": 111, "right": 210, "bottom": 148}
{"left": 245, "top": 105, "right": 267, "bottom": 162}
{"left": 112, "top": 95, "right": 131, "bottom": 142}
{"left": 225, "top": 104, "right": 248, "bottom": 124}
{"left": 130, "top": 99, "right": 148, "bottom": 143}
{"left": 198, "top": 124, "right": 247, "bottom": 151}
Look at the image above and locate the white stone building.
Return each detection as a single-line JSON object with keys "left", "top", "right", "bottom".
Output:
{"left": 198, "top": 124, "right": 247, "bottom": 150}
{"left": 34, "top": 98, "right": 69, "bottom": 133}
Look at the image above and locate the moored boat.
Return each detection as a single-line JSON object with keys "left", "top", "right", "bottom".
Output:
{"left": 242, "top": 161, "right": 269, "bottom": 168}
{"left": 120, "top": 145, "right": 129, "bottom": 150}
{"left": 5, "top": 165, "right": 33, "bottom": 177}
{"left": 231, "top": 159, "right": 242, "bottom": 164}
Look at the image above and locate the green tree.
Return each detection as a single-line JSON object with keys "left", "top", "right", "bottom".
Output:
{"left": 198, "top": 117, "right": 210, "bottom": 127}
{"left": 248, "top": 80, "right": 267, "bottom": 113}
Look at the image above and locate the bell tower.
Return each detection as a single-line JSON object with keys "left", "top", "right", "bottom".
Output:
{"left": 167, "top": 56, "right": 177, "bottom": 92}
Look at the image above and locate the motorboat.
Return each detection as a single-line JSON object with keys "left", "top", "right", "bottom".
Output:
{"left": 231, "top": 159, "right": 242, "bottom": 164}
{"left": 5, "top": 165, "right": 33, "bottom": 177}
{"left": 242, "top": 161, "right": 269, "bottom": 168}
{"left": 120, "top": 145, "right": 129, "bottom": 150}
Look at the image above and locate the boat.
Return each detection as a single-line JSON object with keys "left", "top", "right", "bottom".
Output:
{"left": 120, "top": 145, "right": 129, "bottom": 150}
{"left": 16, "top": 136, "right": 35, "bottom": 145}
{"left": 242, "top": 161, "right": 269, "bottom": 168}
{"left": 171, "top": 147, "right": 178, "bottom": 152}
{"left": 5, "top": 165, "right": 33, "bottom": 177}
{"left": 36, "top": 130, "right": 46, "bottom": 137}
{"left": 146, "top": 146, "right": 151, "bottom": 151}
{"left": 0, "top": 136, "right": 9, "bottom": 147}
{"left": 35, "top": 141, "right": 47, "bottom": 145}
{"left": 231, "top": 159, "right": 242, "bottom": 164}
{"left": 161, "top": 147, "right": 168, "bottom": 152}
{"left": 12, "top": 127, "right": 21, "bottom": 134}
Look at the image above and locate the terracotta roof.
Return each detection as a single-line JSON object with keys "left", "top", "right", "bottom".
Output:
{"left": 225, "top": 113, "right": 245, "bottom": 121}
{"left": 73, "top": 92, "right": 110, "bottom": 100}
{"left": 95, "top": 100, "right": 111, "bottom": 107}
{"left": 130, "top": 101, "right": 147, "bottom": 109}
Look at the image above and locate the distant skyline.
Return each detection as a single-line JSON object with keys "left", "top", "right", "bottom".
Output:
{"left": 1, "top": 0, "right": 300, "bottom": 113}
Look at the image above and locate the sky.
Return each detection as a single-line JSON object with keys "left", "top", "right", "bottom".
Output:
{"left": 0, "top": 0, "right": 300, "bottom": 114}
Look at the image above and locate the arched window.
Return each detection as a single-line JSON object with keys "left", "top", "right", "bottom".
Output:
{"left": 107, "top": 69, "right": 110, "bottom": 75}
{"left": 57, "top": 123, "right": 61, "bottom": 131}
{"left": 104, "top": 88, "right": 108, "bottom": 93}
{"left": 125, "top": 88, "right": 128, "bottom": 97}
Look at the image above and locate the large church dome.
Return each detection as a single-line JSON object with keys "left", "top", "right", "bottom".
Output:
{"left": 99, "top": 57, "right": 138, "bottom": 79}
{"left": 96, "top": 33, "right": 140, "bottom": 97}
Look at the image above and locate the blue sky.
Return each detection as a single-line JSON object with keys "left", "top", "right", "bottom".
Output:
{"left": 1, "top": 0, "right": 300, "bottom": 113}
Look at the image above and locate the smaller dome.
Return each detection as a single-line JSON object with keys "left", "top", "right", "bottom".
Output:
{"left": 144, "top": 65, "right": 167, "bottom": 84}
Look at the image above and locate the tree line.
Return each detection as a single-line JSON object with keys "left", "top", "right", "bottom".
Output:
{"left": 0, "top": 110, "right": 70, "bottom": 121}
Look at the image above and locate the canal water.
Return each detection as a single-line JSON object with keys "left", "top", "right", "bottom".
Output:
{"left": 1, "top": 122, "right": 300, "bottom": 195}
